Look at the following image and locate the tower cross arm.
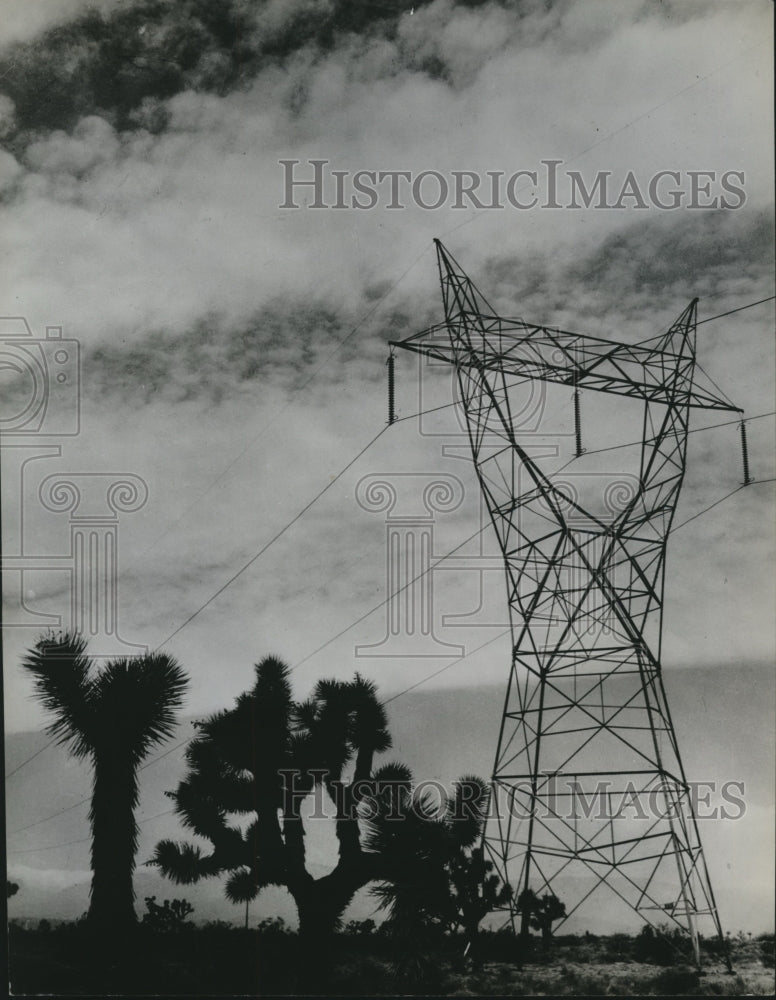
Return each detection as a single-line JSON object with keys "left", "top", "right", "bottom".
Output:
{"left": 390, "top": 322, "right": 741, "bottom": 413}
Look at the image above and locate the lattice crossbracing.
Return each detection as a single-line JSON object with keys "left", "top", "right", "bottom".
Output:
{"left": 391, "top": 240, "right": 742, "bottom": 968}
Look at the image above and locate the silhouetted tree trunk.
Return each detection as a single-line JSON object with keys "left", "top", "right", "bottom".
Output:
{"left": 464, "top": 918, "right": 483, "bottom": 970}
{"left": 88, "top": 754, "right": 138, "bottom": 930}
{"left": 290, "top": 846, "right": 378, "bottom": 988}
{"left": 292, "top": 878, "right": 348, "bottom": 990}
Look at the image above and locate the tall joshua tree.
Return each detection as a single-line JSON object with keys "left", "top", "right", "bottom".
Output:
{"left": 152, "top": 656, "right": 400, "bottom": 951}
{"left": 22, "top": 632, "right": 187, "bottom": 930}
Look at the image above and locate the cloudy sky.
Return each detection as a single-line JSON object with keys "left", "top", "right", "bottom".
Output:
{"left": 1, "top": 0, "right": 774, "bottom": 931}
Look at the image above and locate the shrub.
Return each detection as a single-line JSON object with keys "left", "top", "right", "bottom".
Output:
{"left": 633, "top": 923, "right": 692, "bottom": 965}
{"left": 391, "top": 947, "right": 449, "bottom": 993}
{"left": 700, "top": 932, "right": 730, "bottom": 962}
{"left": 603, "top": 931, "right": 633, "bottom": 961}
{"left": 564, "top": 969, "right": 609, "bottom": 995}
{"left": 652, "top": 967, "right": 700, "bottom": 994}
{"left": 479, "top": 926, "right": 533, "bottom": 963}
{"left": 759, "top": 934, "right": 775, "bottom": 968}
{"left": 342, "top": 918, "right": 377, "bottom": 937}
{"left": 141, "top": 895, "right": 194, "bottom": 931}
{"left": 256, "top": 916, "right": 289, "bottom": 937}
{"left": 327, "top": 953, "right": 391, "bottom": 995}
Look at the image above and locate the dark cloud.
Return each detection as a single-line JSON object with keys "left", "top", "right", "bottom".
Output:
{"left": 0, "top": 0, "right": 442, "bottom": 144}
{"left": 79, "top": 207, "right": 773, "bottom": 410}
{"left": 484, "top": 207, "right": 775, "bottom": 323}
{"left": 2, "top": 0, "right": 719, "bottom": 148}
{"left": 85, "top": 299, "right": 369, "bottom": 404}
{"left": 565, "top": 209, "right": 774, "bottom": 301}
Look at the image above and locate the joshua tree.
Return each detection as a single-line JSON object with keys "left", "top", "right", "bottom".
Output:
{"left": 516, "top": 888, "right": 567, "bottom": 945}
{"left": 141, "top": 895, "right": 194, "bottom": 931}
{"left": 152, "top": 656, "right": 405, "bottom": 955}
{"left": 366, "top": 775, "right": 511, "bottom": 966}
{"left": 22, "top": 632, "right": 187, "bottom": 931}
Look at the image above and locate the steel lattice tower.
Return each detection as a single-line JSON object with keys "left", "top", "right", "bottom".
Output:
{"left": 391, "top": 240, "right": 742, "bottom": 964}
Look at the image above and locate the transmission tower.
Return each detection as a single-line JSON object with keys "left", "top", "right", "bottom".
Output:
{"left": 391, "top": 239, "right": 743, "bottom": 966}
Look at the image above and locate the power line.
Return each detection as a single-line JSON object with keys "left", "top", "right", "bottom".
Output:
{"left": 393, "top": 398, "right": 461, "bottom": 424}
{"left": 158, "top": 423, "right": 389, "bottom": 649}
{"left": 7, "top": 796, "right": 89, "bottom": 837}
{"left": 443, "top": 40, "right": 764, "bottom": 244}
{"left": 696, "top": 295, "right": 775, "bottom": 326}
{"left": 672, "top": 485, "right": 746, "bottom": 532}
{"left": 673, "top": 478, "right": 775, "bottom": 533}
{"left": 290, "top": 411, "right": 775, "bottom": 673}
{"left": 117, "top": 272, "right": 772, "bottom": 580}
{"left": 383, "top": 628, "right": 511, "bottom": 705}
{"left": 290, "top": 521, "right": 489, "bottom": 673}
{"left": 6, "top": 394, "right": 769, "bottom": 780}
{"left": 579, "top": 409, "right": 775, "bottom": 460}
{"left": 5, "top": 422, "right": 392, "bottom": 785}
{"left": 293, "top": 452, "right": 773, "bottom": 680}
{"left": 694, "top": 358, "right": 737, "bottom": 410}
{"left": 691, "top": 294, "right": 775, "bottom": 410}
{"left": 130, "top": 249, "right": 432, "bottom": 565}
{"left": 138, "top": 733, "right": 192, "bottom": 771}
{"left": 290, "top": 393, "right": 595, "bottom": 671}
{"left": 7, "top": 808, "right": 177, "bottom": 856}
{"left": 7, "top": 835, "right": 91, "bottom": 855}
{"left": 4, "top": 737, "right": 58, "bottom": 780}
{"left": 7, "top": 726, "right": 194, "bottom": 835}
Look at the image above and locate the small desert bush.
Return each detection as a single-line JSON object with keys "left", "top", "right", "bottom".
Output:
{"left": 141, "top": 895, "right": 195, "bottom": 931}
{"left": 759, "top": 933, "right": 776, "bottom": 968}
{"left": 603, "top": 931, "right": 634, "bottom": 961}
{"left": 559, "top": 966, "right": 609, "bottom": 995}
{"left": 342, "top": 917, "right": 377, "bottom": 937}
{"left": 633, "top": 923, "right": 693, "bottom": 965}
{"left": 651, "top": 967, "right": 701, "bottom": 994}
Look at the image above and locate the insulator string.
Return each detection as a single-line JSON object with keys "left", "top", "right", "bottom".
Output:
{"left": 740, "top": 420, "right": 752, "bottom": 485}
{"left": 573, "top": 387, "right": 583, "bottom": 457}
{"left": 387, "top": 350, "right": 396, "bottom": 425}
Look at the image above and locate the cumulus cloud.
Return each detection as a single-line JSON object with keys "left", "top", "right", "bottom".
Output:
{"left": 0, "top": 0, "right": 772, "bottom": 735}
{"left": 0, "top": 0, "right": 770, "bottom": 354}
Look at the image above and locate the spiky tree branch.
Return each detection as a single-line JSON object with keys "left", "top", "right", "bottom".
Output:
{"left": 152, "top": 656, "right": 397, "bottom": 943}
